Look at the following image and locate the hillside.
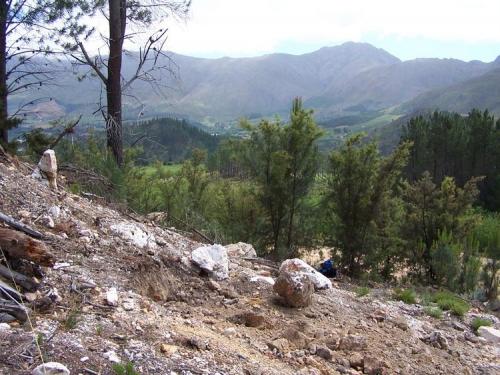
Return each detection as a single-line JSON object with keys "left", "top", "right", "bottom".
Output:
{"left": 0, "top": 148, "right": 499, "bottom": 374}
{"left": 399, "top": 68, "right": 500, "bottom": 115}
{"left": 10, "top": 42, "right": 500, "bottom": 130}
{"left": 123, "top": 118, "right": 222, "bottom": 163}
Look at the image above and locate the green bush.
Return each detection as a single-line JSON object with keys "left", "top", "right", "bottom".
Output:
{"left": 471, "top": 317, "right": 492, "bottom": 332}
{"left": 424, "top": 306, "right": 443, "bottom": 319}
{"left": 393, "top": 288, "right": 417, "bottom": 304}
{"left": 355, "top": 286, "right": 370, "bottom": 297}
{"left": 112, "top": 362, "right": 139, "bottom": 375}
{"left": 432, "top": 291, "right": 470, "bottom": 317}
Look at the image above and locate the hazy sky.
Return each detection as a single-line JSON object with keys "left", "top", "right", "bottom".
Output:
{"left": 159, "top": 0, "right": 500, "bottom": 62}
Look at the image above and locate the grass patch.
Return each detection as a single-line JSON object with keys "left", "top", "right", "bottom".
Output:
{"left": 424, "top": 306, "right": 443, "bottom": 319}
{"left": 393, "top": 288, "right": 417, "bottom": 304}
{"left": 355, "top": 286, "right": 370, "bottom": 297}
{"left": 432, "top": 291, "right": 469, "bottom": 317}
{"left": 112, "top": 362, "right": 139, "bottom": 375}
{"left": 63, "top": 309, "right": 80, "bottom": 330}
{"left": 471, "top": 317, "right": 492, "bottom": 332}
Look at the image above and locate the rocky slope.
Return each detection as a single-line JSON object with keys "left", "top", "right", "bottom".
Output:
{"left": 0, "top": 154, "right": 499, "bottom": 375}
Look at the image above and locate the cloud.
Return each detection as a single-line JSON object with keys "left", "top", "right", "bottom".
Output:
{"left": 159, "top": 0, "right": 500, "bottom": 57}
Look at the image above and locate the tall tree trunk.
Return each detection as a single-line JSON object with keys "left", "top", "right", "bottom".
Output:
{"left": 0, "top": 2, "right": 8, "bottom": 144}
{"left": 106, "top": 0, "right": 126, "bottom": 166}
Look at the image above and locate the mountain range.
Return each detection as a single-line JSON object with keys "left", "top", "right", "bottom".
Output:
{"left": 11, "top": 42, "right": 500, "bottom": 133}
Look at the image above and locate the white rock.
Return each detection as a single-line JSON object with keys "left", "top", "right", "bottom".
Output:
{"left": 32, "top": 362, "right": 70, "bottom": 375}
{"left": 250, "top": 275, "right": 275, "bottom": 285}
{"left": 279, "top": 258, "right": 332, "bottom": 290}
{"left": 109, "top": 222, "right": 157, "bottom": 249}
{"left": 106, "top": 287, "right": 119, "bottom": 306}
{"left": 39, "top": 150, "right": 57, "bottom": 174}
{"left": 80, "top": 356, "right": 89, "bottom": 362}
{"left": 223, "top": 327, "right": 237, "bottom": 337}
{"left": 48, "top": 206, "right": 61, "bottom": 220}
{"left": 191, "top": 244, "right": 229, "bottom": 280}
{"left": 477, "top": 326, "right": 500, "bottom": 344}
{"left": 0, "top": 323, "right": 11, "bottom": 331}
{"left": 103, "top": 350, "right": 121, "bottom": 363}
{"left": 38, "top": 150, "right": 58, "bottom": 190}
{"left": 53, "top": 262, "right": 71, "bottom": 270}
{"left": 225, "top": 242, "right": 257, "bottom": 258}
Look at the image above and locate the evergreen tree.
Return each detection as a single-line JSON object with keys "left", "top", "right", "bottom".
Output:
{"left": 324, "top": 134, "right": 410, "bottom": 276}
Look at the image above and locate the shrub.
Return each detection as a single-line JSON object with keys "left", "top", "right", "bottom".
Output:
{"left": 424, "top": 306, "right": 443, "bottom": 319}
{"left": 393, "top": 288, "right": 417, "bottom": 304}
{"left": 432, "top": 291, "right": 470, "bottom": 317}
{"left": 112, "top": 362, "right": 139, "bottom": 375}
{"left": 355, "top": 286, "right": 370, "bottom": 297}
{"left": 471, "top": 317, "right": 492, "bottom": 332}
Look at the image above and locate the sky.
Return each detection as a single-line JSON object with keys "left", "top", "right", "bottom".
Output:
{"left": 155, "top": 0, "right": 500, "bottom": 62}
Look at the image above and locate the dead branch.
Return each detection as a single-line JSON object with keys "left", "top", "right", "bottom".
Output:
{"left": 0, "top": 212, "right": 45, "bottom": 239}
{"left": 0, "top": 228, "right": 55, "bottom": 267}
{"left": 48, "top": 115, "right": 82, "bottom": 150}
{"left": 0, "top": 300, "right": 28, "bottom": 322}
{"left": 0, "top": 264, "right": 40, "bottom": 292}
{"left": 0, "top": 278, "right": 23, "bottom": 301}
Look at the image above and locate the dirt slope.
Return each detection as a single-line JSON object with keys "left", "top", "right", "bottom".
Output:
{"left": 0, "top": 157, "right": 498, "bottom": 375}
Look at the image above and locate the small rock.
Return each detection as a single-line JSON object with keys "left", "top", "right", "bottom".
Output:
{"left": 189, "top": 337, "right": 209, "bottom": 350}
{"left": 249, "top": 275, "right": 275, "bottom": 285}
{"left": 41, "top": 215, "right": 55, "bottom": 229}
{"left": 191, "top": 244, "right": 229, "bottom": 280}
{"left": 106, "top": 287, "right": 119, "bottom": 306}
{"left": 160, "top": 344, "right": 178, "bottom": 356}
{"left": 464, "top": 331, "right": 479, "bottom": 343}
{"left": 0, "top": 323, "right": 11, "bottom": 331}
{"left": 268, "top": 338, "right": 290, "bottom": 353}
{"left": 103, "top": 350, "right": 121, "bottom": 363}
{"left": 273, "top": 272, "right": 314, "bottom": 308}
{"left": 48, "top": 206, "right": 61, "bottom": 220}
{"left": 349, "top": 353, "right": 364, "bottom": 370}
{"left": 391, "top": 316, "right": 408, "bottom": 331}
{"left": 422, "top": 331, "right": 448, "bottom": 350}
{"left": 451, "top": 321, "right": 467, "bottom": 331}
{"left": 122, "top": 299, "right": 135, "bottom": 311}
{"left": 225, "top": 242, "right": 257, "bottom": 258}
{"left": 315, "top": 346, "right": 332, "bottom": 360}
{"left": 223, "top": 327, "right": 237, "bottom": 337}
{"left": 32, "top": 362, "right": 69, "bottom": 375}
{"left": 243, "top": 312, "right": 265, "bottom": 328}
{"left": 363, "top": 356, "right": 385, "bottom": 374}
{"left": 339, "top": 334, "right": 367, "bottom": 351}
{"left": 207, "top": 280, "right": 221, "bottom": 291}
{"left": 477, "top": 326, "right": 500, "bottom": 344}
{"left": 18, "top": 210, "right": 31, "bottom": 219}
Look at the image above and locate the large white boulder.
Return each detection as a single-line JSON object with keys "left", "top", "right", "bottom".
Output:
{"left": 32, "top": 362, "right": 70, "bottom": 375}
{"left": 191, "top": 244, "right": 229, "bottom": 280}
{"left": 109, "top": 222, "right": 157, "bottom": 249}
{"left": 279, "top": 258, "right": 332, "bottom": 290}
{"left": 477, "top": 326, "right": 500, "bottom": 344}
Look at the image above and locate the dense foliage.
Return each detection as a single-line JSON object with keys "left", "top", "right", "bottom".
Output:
{"left": 50, "top": 104, "right": 499, "bottom": 302}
